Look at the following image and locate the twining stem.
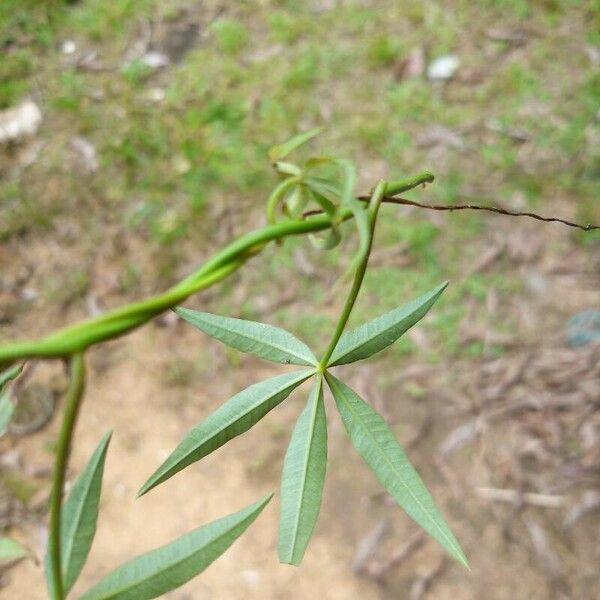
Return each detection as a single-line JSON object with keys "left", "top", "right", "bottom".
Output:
{"left": 0, "top": 213, "right": 342, "bottom": 366}
{"left": 385, "top": 172, "right": 434, "bottom": 196}
{"left": 319, "top": 180, "right": 387, "bottom": 368}
{"left": 48, "top": 353, "right": 86, "bottom": 600}
{"left": 0, "top": 166, "right": 596, "bottom": 370}
{"left": 0, "top": 172, "right": 440, "bottom": 368}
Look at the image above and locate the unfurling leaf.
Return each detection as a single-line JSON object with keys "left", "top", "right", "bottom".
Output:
{"left": 139, "top": 370, "right": 314, "bottom": 496}
{"left": 326, "top": 374, "right": 468, "bottom": 568}
{"left": 269, "top": 127, "right": 323, "bottom": 161}
{"left": 80, "top": 493, "right": 273, "bottom": 600}
{"left": 328, "top": 281, "right": 448, "bottom": 366}
{"left": 307, "top": 183, "right": 342, "bottom": 250}
{"left": 284, "top": 185, "right": 308, "bottom": 217}
{"left": 45, "top": 431, "right": 112, "bottom": 596}
{"left": 278, "top": 377, "right": 327, "bottom": 565}
{"left": 175, "top": 307, "right": 318, "bottom": 367}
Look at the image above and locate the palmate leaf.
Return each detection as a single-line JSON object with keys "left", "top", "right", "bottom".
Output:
{"left": 45, "top": 431, "right": 112, "bottom": 597}
{"left": 278, "top": 376, "right": 327, "bottom": 565}
{"left": 327, "top": 282, "right": 448, "bottom": 366}
{"left": 139, "top": 369, "right": 314, "bottom": 496}
{"left": 326, "top": 374, "right": 468, "bottom": 568}
{"left": 80, "top": 493, "right": 273, "bottom": 600}
{"left": 175, "top": 307, "right": 318, "bottom": 367}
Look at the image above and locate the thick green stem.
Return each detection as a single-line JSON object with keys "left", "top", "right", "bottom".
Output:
{"left": 0, "top": 211, "right": 349, "bottom": 366}
{"left": 319, "top": 181, "right": 387, "bottom": 368}
{"left": 0, "top": 173, "right": 432, "bottom": 367}
{"left": 386, "top": 172, "right": 434, "bottom": 196}
{"left": 48, "top": 353, "right": 86, "bottom": 600}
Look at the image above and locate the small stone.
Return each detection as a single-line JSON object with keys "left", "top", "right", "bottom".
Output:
{"left": 147, "top": 87, "right": 166, "bottom": 102}
{"left": 0, "top": 101, "right": 42, "bottom": 144}
{"left": 140, "top": 51, "right": 170, "bottom": 69}
{"left": 61, "top": 40, "right": 76, "bottom": 55}
{"left": 71, "top": 136, "right": 99, "bottom": 173}
{"left": 427, "top": 54, "right": 459, "bottom": 80}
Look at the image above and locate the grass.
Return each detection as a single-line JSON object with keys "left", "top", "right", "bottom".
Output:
{"left": 0, "top": 0, "right": 598, "bottom": 356}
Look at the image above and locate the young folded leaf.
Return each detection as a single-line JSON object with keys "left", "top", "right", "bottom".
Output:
{"left": 175, "top": 307, "right": 318, "bottom": 367}
{"left": 326, "top": 374, "right": 468, "bottom": 568}
{"left": 327, "top": 282, "right": 448, "bottom": 366}
{"left": 278, "top": 376, "right": 327, "bottom": 565}
{"left": 80, "top": 492, "right": 273, "bottom": 600}
{"left": 45, "top": 431, "right": 112, "bottom": 597}
{"left": 139, "top": 370, "right": 314, "bottom": 496}
{"left": 269, "top": 127, "right": 323, "bottom": 161}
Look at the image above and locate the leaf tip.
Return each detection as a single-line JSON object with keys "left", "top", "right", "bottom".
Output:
{"left": 456, "top": 549, "right": 470, "bottom": 570}
{"left": 278, "top": 554, "right": 301, "bottom": 567}
{"left": 136, "top": 477, "right": 156, "bottom": 499}
{"left": 259, "top": 490, "right": 275, "bottom": 506}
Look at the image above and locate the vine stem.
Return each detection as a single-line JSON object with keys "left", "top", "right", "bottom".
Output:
{"left": 48, "top": 353, "right": 86, "bottom": 600}
{"left": 319, "top": 180, "right": 387, "bottom": 368}
{"left": 2, "top": 171, "right": 594, "bottom": 368}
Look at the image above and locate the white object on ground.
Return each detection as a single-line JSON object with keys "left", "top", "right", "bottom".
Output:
{"left": 427, "top": 54, "right": 459, "bottom": 80}
{"left": 0, "top": 101, "right": 42, "bottom": 144}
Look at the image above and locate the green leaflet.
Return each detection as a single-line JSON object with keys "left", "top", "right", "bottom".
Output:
{"left": 139, "top": 369, "right": 314, "bottom": 496}
{"left": 45, "top": 431, "right": 112, "bottom": 597}
{"left": 80, "top": 493, "right": 273, "bottom": 600}
{"left": 326, "top": 374, "right": 468, "bottom": 568}
{"left": 0, "top": 537, "right": 27, "bottom": 561}
{"left": 174, "top": 307, "right": 318, "bottom": 367}
{"left": 0, "top": 390, "right": 14, "bottom": 435}
{"left": 328, "top": 282, "right": 448, "bottom": 366}
{"left": 278, "top": 377, "right": 327, "bottom": 565}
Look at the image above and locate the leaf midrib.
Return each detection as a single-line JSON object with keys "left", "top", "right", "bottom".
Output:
{"left": 327, "top": 375, "right": 464, "bottom": 564}
{"left": 61, "top": 460, "right": 98, "bottom": 585}
{"left": 286, "top": 378, "right": 322, "bottom": 560}
{"left": 329, "top": 285, "right": 446, "bottom": 366}
{"left": 153, "top": 370, "right": 313, "bottom": 485}
{"left": 186, "top": 313, "right": 317, "bottom": 366}
{"left": 85, "top": 512, "right": 256, "bottom": 599}
{"left": 330, "top": 309, "right": 417, "bottom": 364}
{"left": 62, "top": 435, "right": 111, "bottom": 585}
